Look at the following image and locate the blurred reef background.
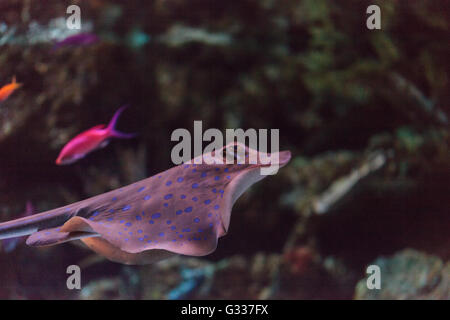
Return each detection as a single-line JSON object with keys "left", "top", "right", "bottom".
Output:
{"left": 0, "top": 0, "right": 449, "bottom": 299}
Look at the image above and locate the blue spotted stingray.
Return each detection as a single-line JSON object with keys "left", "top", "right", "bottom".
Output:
{"left": 0, "top": 143, "right": 291, "bottom": 264}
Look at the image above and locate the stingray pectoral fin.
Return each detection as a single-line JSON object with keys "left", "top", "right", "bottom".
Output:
{"left": 60, "top": 216, "right": 97, "bottom": 233}
{"left": 60, "top": 215, "right": 219, "bottom": 260}
{"left": 81, "top": 237, "right": 176, "bottom": 265}
{"left": 26, "top": 227, "right": 100, "bottom": 247}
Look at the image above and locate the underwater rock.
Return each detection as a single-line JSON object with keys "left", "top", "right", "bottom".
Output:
{"left": 158, "top": 24, "right": 232, "bottom": 47}
{"left": 312, "top": 151, "right": 387, "bottom": 215}
{"left": 79, "top": 277, "right": 123, "bottom": 300}
{"left": 140, "top": 256, "right": 213, "bottom": 300}
{"left": 139, "top": 253, "right": 279, "bottom": 299}
{"left": 355, "top": 249, "right": 449, "bottom": 300}
{"left": 0, "top": 18, "right": 94, "bottom": 46}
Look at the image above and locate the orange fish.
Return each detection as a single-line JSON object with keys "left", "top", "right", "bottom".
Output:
{"left": 0, "top": 76, "right": 21, "bottom": 102}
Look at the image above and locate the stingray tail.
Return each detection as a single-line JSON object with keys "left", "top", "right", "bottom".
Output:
{"left": 0, "top": 207, "right": 72, "bottom": 241}
{"left": 106, "top": 104, "right": 137, "bottom": 139}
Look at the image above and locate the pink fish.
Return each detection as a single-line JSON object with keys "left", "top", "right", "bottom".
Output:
{"left": 56, "top": 106, "right": 135, "bottom": 165}
{"left": 52, "top": 32, "right": 99, "bottom": 51}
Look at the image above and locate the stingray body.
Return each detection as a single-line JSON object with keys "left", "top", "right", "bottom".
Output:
{"left": 0, "top": 143, "right": 291, "bottom": 264}
{"left": 1, "top": 201, "right": 35, "bottom": 253}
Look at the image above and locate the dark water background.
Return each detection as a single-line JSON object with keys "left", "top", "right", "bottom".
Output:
{"left": 0, "top": 0, "right": 448, "bottom": 299}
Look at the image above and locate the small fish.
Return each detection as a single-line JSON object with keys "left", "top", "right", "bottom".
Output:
{"left": 1, "top": 201, "right": 35, "bottom": 253}
{"left": 56, "top": 106, "right": 136, "bottom": 165}
{"left": 53, "top": 32, "right": 99, "bottom": 50}
{"left": 0, "top": 76, "right": 21, "bottom": 102}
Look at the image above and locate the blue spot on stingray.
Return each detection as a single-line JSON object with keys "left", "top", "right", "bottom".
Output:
{"left": 125, "top": 222, "right": 132, "bottom": 227}
{"left": 214, "top": 205, "right": 220, "bottom": 210}
{"left": 177, "top": 177, "right": 184, "bottom": 182}
{"left": 179, "top": 234, "right": 183, "bottom": 238}
{"left": 208, "top": 213, "right": 212, "bottom": 217}
{"left": 109, "top": 209, "right": 115, "bottom": 213}
{"left": 152, "top": 213, "right": 161, "bottom": 219}
{"left": 192, "top": 197, "right": 198, "bottom": 202}
{"left": 204, "top": 199, "right": 211, "bottom": 204}
{"left": 136, "top": 216, "right": 142, "bottom": 221}
{"left": 118, "top": 232, "right": 123, "bottom": 235}
{"left": 122, "top": 205, "right": 131, "bottom": 211}
{"left": 166, "top": 220, "right": 172, "bottom": 225}
{"left": 192, "top": 183, "right": 199, "bottom": 189}
{"left": 164, "top": 194, "right": 173, "bottom": 200}
{"left": 149, "top": 220, "right": 154, "bottom": 224}
{"left": 182, "top": 228, "right": 191, "bottom": 232}
{"left": 198, "top": 228, "right": 203, "bottom": 232}
{"left": 176, "top": 210, "right": 183, "bottom": 215}
{"left": 166, "top": 181, "right": 172, "bottom": 186}
{"left": 209, "top": 223, "right": 213, "bottom": 227}
{"left": 172, "top": 239, "right": 177, "bottom": 242}
{"left": 180, "top": 195, "right": 186, "bottom": 199}
{"left": 129, "top": 232, "right": 133, "bottom": 235}
{"left": 159, "top": 232, "right": 165, "bottom": 237}
{"left": 125, "top": 238, "right": 129, "bottom": 242}
{"left": 201, "top": 172, "right": 207, "bottom": 177}
{"left": 192, "top": 169, "right": 197, "bottom": 173}
{"left": 138, "top": 229, "right": 143, "bottom": 233}
{"left": 120, "top": 220, "right": 125, "bottom": 224}
{"left": 139, "top": 237, "right": 144, "bottom": 241}
{"left": 215, "top": 168, "right": 220, "bottom": 171}
{"left": 226, "top": 176, "right": 231, "bottom": 179}
{"left": 224, "top": 168, "right": 229, "bottom": 172}
{"left": 184, "top": 164, "right": 190, "bottom": 168}
{"left": 147, "top": 240, "right": 152, "bottom": 243}
{"left": 107, "top": 217, "right": 113, "bottom": 221}
{"left": 194, "top": 218, "right": 200, "bottom": 223}
{"left": 92, "top": 211, "right": 100, "bottom": 217}
{"left": 171, "top": 226, "right": 176, "bottom": 230}
{"left": 184, "top": 207, "right": 193, "bottom": 213}
{"left": 137, "top": 187, "right": 145, "bottom": 192}
{"left": 212, "top": 188, "right": 217, "bottom": 193}
{"left": 164, "top": 203, "right": 169, "bottom": 207}
{"left": 112, "top": 197, "right": 118, "bottom": 201}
